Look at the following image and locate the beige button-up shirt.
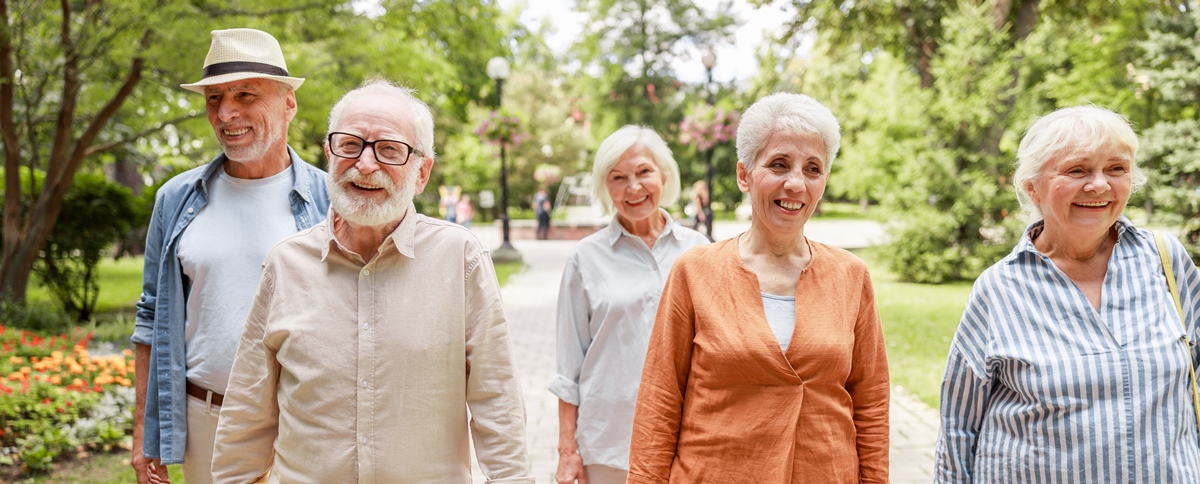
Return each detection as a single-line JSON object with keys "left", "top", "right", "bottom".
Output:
{"left": 212, "top": 208, "right": 532, "bottom": 484}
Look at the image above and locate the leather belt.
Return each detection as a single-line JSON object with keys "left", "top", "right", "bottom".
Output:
{"left": 186, "top": 382, "right": 224, "bottom": 406}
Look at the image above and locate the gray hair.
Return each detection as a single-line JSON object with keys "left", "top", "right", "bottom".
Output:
{"left": 1014, "top": 105, "right": 1145, "bottom": 218}
{"left": 736, "top": 92, "right": 841, "bottom": 171}
{"left": 326, "top": 79, "right": 436, "bottom": 159}
{"left": 590, "top": 125, "right": 682, "bottom": 215}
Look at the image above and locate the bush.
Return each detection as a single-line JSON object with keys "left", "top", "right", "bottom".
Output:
{"left": 0, "top": 299, "right": 72, "bottom": 335}
{"left": 33, "top": 174, "right": 138, "bottom": 322}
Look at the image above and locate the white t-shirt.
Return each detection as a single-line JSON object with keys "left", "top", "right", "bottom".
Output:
{"left": 761, "top": 292, "right": 797, "bottom": 351}
{"left": 178, "top": 167, "right": 296, "bottom": 393}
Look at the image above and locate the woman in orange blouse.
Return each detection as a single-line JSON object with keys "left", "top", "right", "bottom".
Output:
{"left": 628, "top": 92, "right": 889, "bottom": 483}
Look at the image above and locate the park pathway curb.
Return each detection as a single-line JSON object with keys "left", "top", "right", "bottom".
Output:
{"left": 471, "top": 220, "right": 936, "bottom": 483}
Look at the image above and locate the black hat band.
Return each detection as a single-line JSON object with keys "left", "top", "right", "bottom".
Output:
{"left": 202, "top": 61, "right": 289, "bottom": 79}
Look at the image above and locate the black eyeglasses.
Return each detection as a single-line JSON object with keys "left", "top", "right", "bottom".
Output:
{"left": 327, "top": 132, "right": 424, "bottom": 166}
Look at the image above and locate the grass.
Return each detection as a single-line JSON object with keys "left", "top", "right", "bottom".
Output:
{"left": 494, "top": 261, "right": 524, "bottom": 287}
{"left": 14, "top": 451, "right": 184, "bottom": 484}
{"left": 859, "top": 249, "right": 971, "bottom": 409}
{"left": 25, "top": 257, "right": 144, "bottom": 315}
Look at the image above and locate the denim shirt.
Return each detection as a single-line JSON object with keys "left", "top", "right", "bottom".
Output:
{"left": 131, "top": 147, "right": 329, "bottom": 464}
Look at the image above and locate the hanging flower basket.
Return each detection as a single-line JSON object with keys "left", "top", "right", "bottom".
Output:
{"left": 474, "top": 108, "right": 529, "bottom": 149}
{"left": 533, "top": 164, "right": 562, "bottom": 185}
{"left": 680, "top": 104, "right": 740, "bottom": 151}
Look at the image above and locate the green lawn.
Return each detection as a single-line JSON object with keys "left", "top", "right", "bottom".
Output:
{"left": 26, "top": 257, "right": 144, "bottom": 315}
{"left": 862, "top": 250, "right": 971, "bottom": 408}
{"left": 14, "top": 452, "right": 184, "bottom": 484}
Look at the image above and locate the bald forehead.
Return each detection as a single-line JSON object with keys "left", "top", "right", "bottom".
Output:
{"left": 336, "top": 94, "right": 416, "bottom": 136}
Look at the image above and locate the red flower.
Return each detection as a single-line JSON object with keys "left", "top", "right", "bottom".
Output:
{"left": 42, "top": 397, "right": 51, "bottom": 405}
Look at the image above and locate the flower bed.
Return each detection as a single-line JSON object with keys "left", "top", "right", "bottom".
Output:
{"left": 0, "top": 325, "right": 134, "bottom": 475}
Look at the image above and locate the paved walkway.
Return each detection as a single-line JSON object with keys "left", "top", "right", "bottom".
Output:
{"left": 471, "top": 220, "right": 936, "bottom": 483}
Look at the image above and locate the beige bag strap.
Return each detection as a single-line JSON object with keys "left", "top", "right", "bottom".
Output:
{"left": 1154, "top": 230, "right": 1200, "bottom": 433}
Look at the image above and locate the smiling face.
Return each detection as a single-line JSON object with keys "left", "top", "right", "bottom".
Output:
{"left": 1026, "top": 140, "right": 1133, "bottom": 239}
{"left": 205, "top": 78, "right": 296, "bottom": 163}
{"left": 604, "top": 145, "right": 665, "bottom": 225}
{"left": 737, "top": 130, "right": 828, "bottom": 239}
{"left": 325, "top": 93, "right": 433, "bottom": 227}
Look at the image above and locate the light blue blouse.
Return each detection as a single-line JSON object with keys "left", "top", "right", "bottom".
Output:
{"left": 935, "top": 217, "right": 1200, "bottom": 482}
{"left": 549, "top": 210, "right": 709, "bottom": 470}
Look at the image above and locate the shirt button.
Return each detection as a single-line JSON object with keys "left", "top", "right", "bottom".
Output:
{"left": 362, "top": 322, "right": 369, "bottom": 330}
{"left": 360, "top": 437, "right": 367, "bottom": 444}
{"left": 361, "top": 380, "right": 368, "bottom": 387}
{"left": 187, "top": 207, "right": 194, "bottom": 214}
{"left": 363, "top": 269, "right": 370, "bottom": 275}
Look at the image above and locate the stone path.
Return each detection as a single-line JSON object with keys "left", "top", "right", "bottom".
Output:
{"left": 471, "top": 220, "right": 937, "bottom": 483}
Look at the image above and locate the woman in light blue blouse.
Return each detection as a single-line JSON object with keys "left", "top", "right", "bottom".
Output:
{"left": 935, "top": 105, "right": 1200, "bottom": 482}
{"left": 549, "top": 126, "right": 709, "bottom": 484}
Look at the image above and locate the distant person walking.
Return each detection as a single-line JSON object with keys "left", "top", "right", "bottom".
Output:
{"left": 689, "top": 179, "right": 710, "bottom": 232}
{"left": 551, "top": 126, "right": 708, "bottom": 484}
{"left": 456, "top": 193, "right": 475, "bottom": 227}
{"left": 439, "top": 185, "right": 460, "bottom": 222}
{"left": 535, "top": 185, "right": 552, "bottom": 240}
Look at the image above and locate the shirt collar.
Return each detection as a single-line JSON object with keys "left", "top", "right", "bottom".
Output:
{"left": 320, "top": 202, "right": 419, "bottom": 263}
{"left": 1015, "top": 215, "right": 1137, "bottom": 254}
{"left": 600, "top": 208, "right": 682, "bottom": 247}
{"left": 196, "top": 146, "right": 311, "bottom": 200}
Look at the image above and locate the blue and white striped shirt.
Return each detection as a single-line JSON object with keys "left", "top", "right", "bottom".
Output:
{"left": 935, "top": 217, "right": 1200, "bottom": 483}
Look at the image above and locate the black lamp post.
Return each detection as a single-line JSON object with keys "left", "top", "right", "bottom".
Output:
{"left": 487, "top": 56, "right": 521, "bottom": 262}
{"left": 701, "top": 48, "right": 717, "bottom": 240}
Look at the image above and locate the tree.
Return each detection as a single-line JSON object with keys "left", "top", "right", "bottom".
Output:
{"left": 0, "top": 0, "right": 350, "bottom": 302}
{"left": 0, "top": 0, "right": 518, "bottom": 302}
{"left": 1139, "top": 5, "right": 1200, "bottom": 263}
{"left": 762, "top": 0, "right": 1175, "bottom": 282}
{"left": 573, "top": 0, "right": 736, "bottom": 130}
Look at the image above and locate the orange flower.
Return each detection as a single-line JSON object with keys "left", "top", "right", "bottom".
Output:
{"left": 8, "top": 356, "right": 21, "bottom": 365}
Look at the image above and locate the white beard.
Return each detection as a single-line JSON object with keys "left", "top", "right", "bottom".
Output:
{"left": 328, "top": 165, "right": 416, "bottom": 227}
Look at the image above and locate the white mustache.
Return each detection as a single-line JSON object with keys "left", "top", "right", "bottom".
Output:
{"left": 338, "top": 167, "right": 395, "bottom": 193}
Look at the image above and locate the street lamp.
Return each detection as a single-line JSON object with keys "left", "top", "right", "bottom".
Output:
{"left": 701, "top": 48, "right": 717, "bottom": 240}
{"left": 487, "top": 56, "right": 521, "bottom": 262}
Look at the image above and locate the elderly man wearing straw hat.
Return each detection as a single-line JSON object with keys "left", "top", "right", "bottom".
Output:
{"left": 130, "top": 28, "right": 329, "bottom": 484}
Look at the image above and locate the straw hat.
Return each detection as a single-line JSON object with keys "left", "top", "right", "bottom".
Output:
{"left": 180, "top": 28, "right": 305, "bottom": 94}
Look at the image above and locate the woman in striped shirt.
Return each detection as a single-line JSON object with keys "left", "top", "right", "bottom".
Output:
{"left": 935, "top": 105, "right": 1200, "bottom": 482}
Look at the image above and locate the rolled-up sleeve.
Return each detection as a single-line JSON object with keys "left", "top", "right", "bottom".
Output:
{"left": 212, "top": 268, "right": 281, "bottom": 483}
{"left": 463, "top": 251, "right": 533, "bottom": 484}
{"left": 847, "top": 274, "right": 890, "bottom": 483}
{"left": 628, "top": 260, "right": 695, "bottom": 484}
{"left": 549, "top": 256, "right": 590, "bottom": 406}
{"left": 132, "top": 196, "right": 165, "bottom": 346}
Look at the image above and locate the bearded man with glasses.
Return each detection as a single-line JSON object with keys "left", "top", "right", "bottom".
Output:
{"left": 211, "top": 80, "right": 533, "bottom": 484}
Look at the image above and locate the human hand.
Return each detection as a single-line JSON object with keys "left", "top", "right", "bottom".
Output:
{"left": 555, "top": 451, "right": 588, "bottom": 484}
{"left": 132, "top": 449, "right": 170, "bottom": 484}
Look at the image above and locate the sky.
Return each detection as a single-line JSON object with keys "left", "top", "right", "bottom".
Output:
{"left": 496, "top": 0, "right": 798, "bottom": 85}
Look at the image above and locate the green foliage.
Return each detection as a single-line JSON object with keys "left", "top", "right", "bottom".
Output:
{"left": 1139, "top": 8, "right": 1200, "bottom": 263}
{"left": 0, "top": 300, "right": 72, "bottom": 336}
{"left": 32, "top": 175, "right": 137, "bottom": 321}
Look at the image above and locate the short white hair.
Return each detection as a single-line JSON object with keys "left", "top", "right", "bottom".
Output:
{"left": 1014, "top": 105, "right": 1146, "bottom": 218}
{"left": 327, "top": 79, "right": 436, "bottom": 159}
{"left": 736, "top": 92, "right": 841, "bottom": 171}
{"left": 590, "top": 125, "right": 681, "bottom": 215}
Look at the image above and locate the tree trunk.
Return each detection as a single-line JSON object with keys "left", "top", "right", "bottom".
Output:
{"left": 0, "top": 1, "right": 149, "bottom": 301}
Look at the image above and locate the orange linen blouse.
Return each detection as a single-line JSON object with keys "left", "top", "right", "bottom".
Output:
{"left": 628, "top": 237, "right": 889, "bottom": 483}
